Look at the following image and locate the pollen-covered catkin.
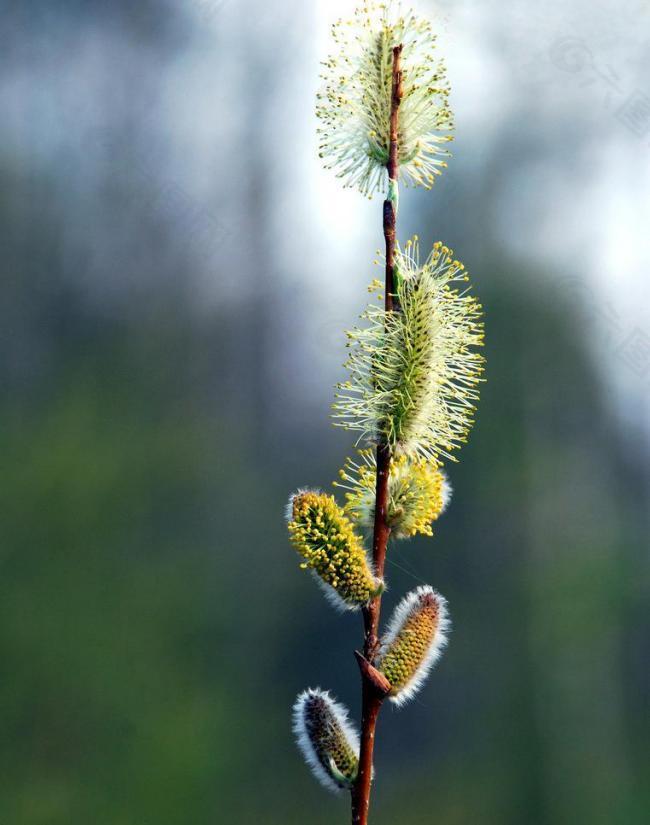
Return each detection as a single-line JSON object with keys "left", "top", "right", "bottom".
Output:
{"left": 333, "top": 238, "right": 484, "bottom": 462}
{"left": 293, "top": 689, "right": 360, "bottom": 792}
{"left": 287, "top": 490, "right": 381, "bottom": 610}
{"left": 336, "top": 449, "right": 452, "bottom": 539}
{"left": 317, "top": 2, "right": 454, "bottom": 196}
{"left": 377, "top": 586, "right": 450, "bottom": 706}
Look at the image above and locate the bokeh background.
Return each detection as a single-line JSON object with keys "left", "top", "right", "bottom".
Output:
{"left": 1, "top": 0, "right": 649, "bottom": 823}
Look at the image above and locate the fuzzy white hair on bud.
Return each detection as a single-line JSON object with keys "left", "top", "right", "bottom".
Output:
{"left": 292, "top": 688, "right": 361, "bottom": 793}
{"left": 377, "top": 586, "right": 450, "bottom": 707}
{"left": 440, "top": 472, "right": 453, "bottom": 513}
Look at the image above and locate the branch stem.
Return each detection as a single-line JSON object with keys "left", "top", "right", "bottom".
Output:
{"left": 351, "top": 44, "right": 403, "bottom": 825}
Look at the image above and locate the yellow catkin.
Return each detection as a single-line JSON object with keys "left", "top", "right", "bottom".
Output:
{"left": 336, "top": 450, "right": 450, "bottom": 539}
{"left": 287, "top": 490, "right": 380, "bottom": 609}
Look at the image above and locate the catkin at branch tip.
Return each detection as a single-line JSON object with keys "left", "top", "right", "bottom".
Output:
{"left": 316, "top": 1, "right": 454, "bottom": 198}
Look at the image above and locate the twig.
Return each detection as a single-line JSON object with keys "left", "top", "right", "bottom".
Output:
{"left": 351, "top": 44, "right": 403, "bottom": 825}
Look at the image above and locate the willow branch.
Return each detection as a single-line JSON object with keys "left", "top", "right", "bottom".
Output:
{"left": 351, "top": 43, "right": 403, "bottom": 825}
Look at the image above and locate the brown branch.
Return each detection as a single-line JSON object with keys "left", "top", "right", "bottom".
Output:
{"left": 351, "top": 44, "right": 403, "bottom": 825}
{"left": 354, "top": 651, "right": 392, "bottom": 697}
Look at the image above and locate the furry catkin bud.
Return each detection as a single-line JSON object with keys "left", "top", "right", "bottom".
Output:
{"left": 287, "top": 490, "right": 382, "bottom": 610}
{"left": 293, "top": 689, "right": 360, "bottom": 793}
{"left": 335, "top": 449, "right": 452, "bottom": 539}
{"left": 377, "top": 586, "right": 449, "bottom": 706}
{"left": 333, "top": 238, "right": 484, "bottom": 463}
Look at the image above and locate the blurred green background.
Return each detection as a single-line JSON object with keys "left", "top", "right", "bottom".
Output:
{"left": 1, "top": 1, "right": 648, "bottom": 823}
